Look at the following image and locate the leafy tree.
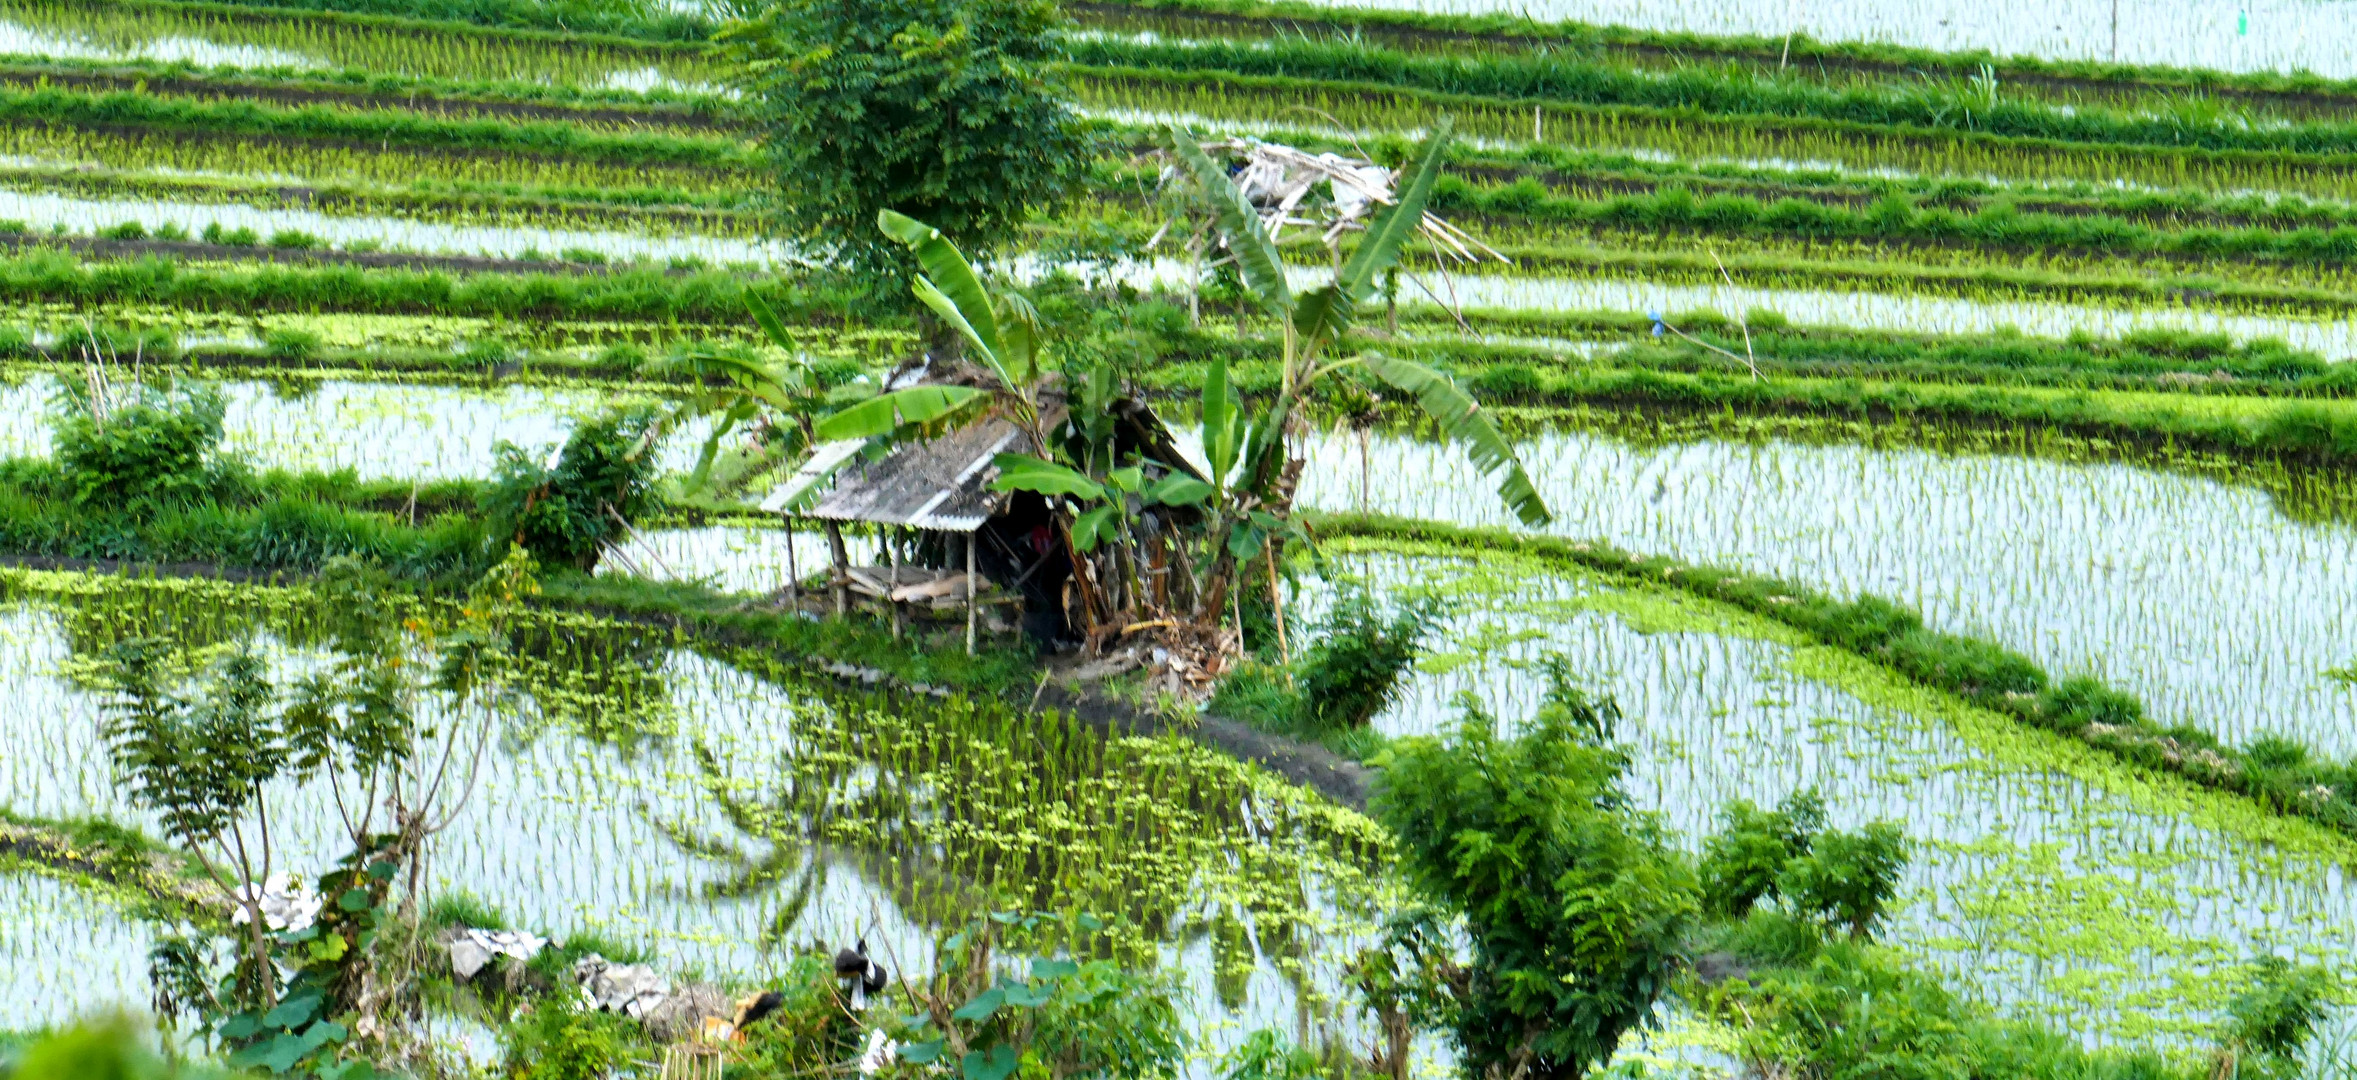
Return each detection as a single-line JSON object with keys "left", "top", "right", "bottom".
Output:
{"left": 1778, "top": 821, "right": 1910, "bottom": 940}
{"left": 1294, "top": 583, "right": 1445, "bottom": 730}
{"left": 2219, "top": 954, "right": 2338, "bottom": 1076}
{"left": 50, "top": 381, "right": 235, "bottom": 507}
{"left": 1697, "top": 789, "right": 1825, "bottom": 918}
{"left": 1373, "top": 665, "right": 1697, "bottom": 1079}
{"left": 716, "top": 0, "right": 1095, "bottom": 304}
{"left": 95, "top": 562, "right": 522, "bottom": 1074}
{"left": 483, "top": 407, "right": 665, "bottom": 571}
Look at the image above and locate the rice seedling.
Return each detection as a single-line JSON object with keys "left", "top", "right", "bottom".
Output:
{"left": 1278, "top": 0, "right": 2357, "bottom": 81}
{"left": 0, "top": 571, "right": 1394, "bottom": 1047}
{"left": 0, "top": 871, "right": 158, "bottom": 1032}
{"left": 1292, "top": 548, "right": 2357, "bottom": 1055}
{"left": 1072, "top": 67, "right": 2357, "bottom": 202}
{"left": 0, "top": 0, "right": 721, "bottom": 87}
{"left": 0, "top": 187, "right": 785, "bottom": 264}
{"left": 1286, "top": 424, "right": 2357, "bottom": 757}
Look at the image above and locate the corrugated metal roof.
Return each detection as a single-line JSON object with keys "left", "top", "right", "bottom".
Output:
{"left": 794, "top": 415, "right": 1031, "bottom": 533}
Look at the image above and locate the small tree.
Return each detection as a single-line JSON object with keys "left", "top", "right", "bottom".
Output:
{"left": 483, "top": 407, "right": 665, "bottom": 571}
{"left": 1697, "top": 789, "right": 1825, "bottom": 918}
{"left": 98, "top": 559, "right": 519, "bottom": 1073}
{"left": 717, "top": 0, "right": 1095, "bottom": 306}
{"left": 1373, "top": 665, "right": 1697, "bottom": 1079}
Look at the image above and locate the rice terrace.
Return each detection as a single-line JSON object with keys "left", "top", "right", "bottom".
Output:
{"left": 5, "top": 0, "right": 2357, "bottom": 1075}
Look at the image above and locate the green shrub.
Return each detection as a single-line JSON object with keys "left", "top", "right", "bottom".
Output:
{"left": 153, "top": 223, "right": 189, "bottom": 242}
{"left": 267, "top": 229, "right": 322, "bottom": 250}
{"left": 2222, "top": 954, "right": 2338, "bottom": 1069}
{"left": 261, "top": 328, "right": 324, "bottom": 363}
{"left": 1778, "top": 822, "right": 1910, "bottom": 940}
{"left": 501, "top": 995, "right": 633, "bottom": 1080}
{"left": 1698, "top": 788, "right": 1824, "bottom": 918}
{"left": 483, "top": 407, "right": 664, "bottom": 571}
{"left": 1294, "top": 584, "right": 1445, "bottom": 730}
{"left": 97, "top": 221, "right": 148, "bottom": 241}
{"left": 424, "top": 891, "right": 507, "bottom": 932}
{"left": 2039, "top": 675, "right": 2145, "bottom": 730}
{"left": 1374, "top": 663, "right": 1696, "bottom": 1079}
{"left": 558, "top": 246, "right": 609, "bottom": 265}
{"left": 50, "top": 385, "right": 233, "bottom": 508}
{"left": 201, "top": 223, "right": 258, "bottom": 247}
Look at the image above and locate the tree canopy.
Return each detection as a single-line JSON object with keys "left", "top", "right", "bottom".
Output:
{"left": 719, "top": 0, "right": 1096, "bottom": 302}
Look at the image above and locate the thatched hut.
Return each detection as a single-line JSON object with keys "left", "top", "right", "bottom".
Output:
{"left": 764, "top": 387, "right": 1198, "bottom": 651}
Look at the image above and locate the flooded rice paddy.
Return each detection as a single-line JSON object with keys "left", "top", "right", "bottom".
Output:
{"left": 1321, "top": 549, "right": 2357, "bottom": 1052}
{"left": 1297, "top": 425, "right": 2357, "bottom": 757}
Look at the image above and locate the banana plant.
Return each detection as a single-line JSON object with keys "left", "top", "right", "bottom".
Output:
{"left": 1165, "top": 119, "right": 1550, "bottom": 626}
{"left": 643, "top": 291, "right": 886, "bottom": 497}
{"left": 868, "top": 209, "right": 1131, "bottom": 627}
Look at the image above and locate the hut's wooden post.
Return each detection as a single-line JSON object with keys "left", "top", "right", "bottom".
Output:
{"left": 965, "top": 530, "right": 977, "bottom": 656}
{"left": 825, "top": 521, "right": 850, "bottom": 617}
{"left": 783, "top": 518, "right": 800, "bottom": 606}
{"left": 886, "top": 529, "right": 903, "bottom": 641}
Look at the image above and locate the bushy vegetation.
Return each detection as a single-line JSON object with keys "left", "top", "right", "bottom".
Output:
{"left": 718, "top": 0, "right": 1096, "bottom": 300}
{"left": 483, "top": 406, "right": 663, "bottom": 571}
{"left": 1373, "top": 667, "right": 1696, "bottom": 1078}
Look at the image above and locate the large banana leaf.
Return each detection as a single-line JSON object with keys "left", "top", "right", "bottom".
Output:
{"left": 1336, "top": 117, "right": 1453, "bottom": 302}
{"left": 911, "top": 278, "right": 1016, "bottom": 392}
{"left": 1167, "top": 127, "right": 1290, "bottom": 314}
{"left": 995, "top": 291, "right": 1042, "bottom": 387}
{"left": 879, "top": 210, "right": 1000, "bottom": 354}
{"left": 745, "top": 289, "right": 796, "bottom": 352}
{"left": 813, "top": 385, "right": 984, "bottom": 441}
{"left": 1295, "top": 119, "right": 1456, "bottom": 354}
{"left": 1362, "top": 353, "right": 1552, "bottom": 528}
{"left": 987, "top": 453, "right": 1105, "bottom": 500}
{"left": 1201, "top": 356, "right": 1240, "bottom": 487}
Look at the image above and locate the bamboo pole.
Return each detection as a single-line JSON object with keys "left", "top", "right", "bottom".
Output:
{"left": 966, "top": 531, "right": 978, "bottom": 656}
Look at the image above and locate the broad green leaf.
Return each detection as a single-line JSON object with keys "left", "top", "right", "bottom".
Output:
{"left": 1001, "top": 981, "right": 1055, "bottom": 1008}
{"left": 307, "top": 933, "right": 349, "bottom": 964}
{"left": 745, "top": 289, "right": 796, "bottom": 352}
{"left": 1146, "top": 474, "right": 1215, "bottom": 507}
{"left": 338, "top": 888, "right": 372, "bottom": 912}
{"left": 1228, "top": 525, "right": 1266, "bottom": 560}
{"left": 988, "top": 453, "right": 1105, "bottom": 500}
{"left": 1291, "top": 283, "right": 1355, "bottom": 360}
{"left": 813, "top": 386, "right": 984, "bottom": 441}
{"left": 1031, "top": 957, "right": 1081, "bottom": 980}
{"left": 218, "top": 1013, "right": 262, "bottom": 1040}
{"left": 1107, "top": 465, "right": 1143, "bottom": 493}
{"left": 901, "top": 1039, "right": 947, "bottom": 1065}
{"left": 1363, "top": 353, "right": 1552, "bottom": 528}
{"left": 912, "top": 277, "right": 1016, "bottom": 391}
{"left": 996, "top": 291, "right": 1042, "bottom": 386}
{"left": 1166, "top": 127, "right": 1289, "bottom": 313}
{"left": 261, "top": 989, "right": 322, "bottom": 1031}
{"left": 1070, "top": 504, "right": 1118, "bottom": 551}
{"left": 1336, "top": 117, "right": 1455, "bottom": 302}
{"left": 880, "top": 210, "right": 999, "bottom": 356}
{"left": 951, "top": 987, "right": 1006, "bottom": 1023}
{"left": 1202, "top": 357, "right": 1238, "bottom": 484}
{"left": 962, "top": 1045, "right": 1019, "bottom": 1080}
